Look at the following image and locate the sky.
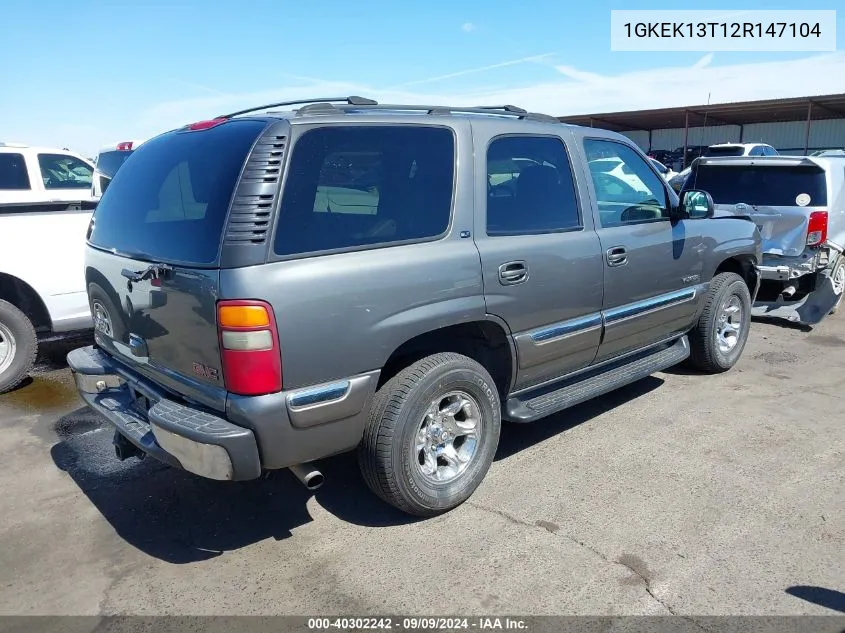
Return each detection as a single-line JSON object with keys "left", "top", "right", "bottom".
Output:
{"left": 1, "top": 0, "right": 843, "bottom": 157}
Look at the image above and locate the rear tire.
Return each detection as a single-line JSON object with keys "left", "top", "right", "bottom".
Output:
{"left": 358, "top": 352, "right": 501, "bottom": 517}
{"left": 0, "top": 299, "right": 38, "bottom": 394}
{"left": 828, "top": 257, "right": 845, "bottom": 315}
{"left": 687, "top": 272, "right": 751, "bottom": 373}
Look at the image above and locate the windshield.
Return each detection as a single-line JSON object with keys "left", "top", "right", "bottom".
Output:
{"left": 89, "top": 119, "right": 267, "bottom": 265}
{"left": 95, "top": 150, "right": 135, "bottom": 179}
{"left": 690, "top": 165, "right": 828, "bottom": 207}
{"left": 704, "top": 146, "right": 745, "bottom": 157}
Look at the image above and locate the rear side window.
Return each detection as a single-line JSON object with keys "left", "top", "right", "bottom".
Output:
{"left": 486, "top": 135, "right": 581, "bottom": 235}
{"left": 273, "top": 126, "right": 454, "bottom": 257}
{"left": 95, "top": 150, "right": 134, "bottom": 179}
{"left": 89, "top": 119, "right": 267, "bottom": 265}
{"left": 690, "top": 165, "right": 828, "bottom": 207}
{"left": 38, "top": 154, "right": 92, "bottom": 189}
{"left": 0, "top": 153, "right": 31, "bottom": 190}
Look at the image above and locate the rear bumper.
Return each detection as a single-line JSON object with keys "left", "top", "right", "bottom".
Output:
{"left": 67, "top": 346, "right": 261, "bottom": 481}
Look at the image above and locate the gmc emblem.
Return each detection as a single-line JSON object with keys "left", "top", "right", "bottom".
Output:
{"left": 192, "top": 362, "right": 219, "bottom": 381}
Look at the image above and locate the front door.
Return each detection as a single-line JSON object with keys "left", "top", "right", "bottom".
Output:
{"left": 474, "top": 131, "right": 603, "bottom": 392}
{"left": 580, "top": 137, "right": 705, "bottom": 363}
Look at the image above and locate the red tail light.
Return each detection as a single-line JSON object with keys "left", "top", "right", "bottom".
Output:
{"left": 807, "top": 211, "right": 828, "bottom": 247}
{"left": 116, "top": 141, "right": 133, "bottom": 151}
{"left": 217, "top": 300, "right": 282, "bottom": 396}
{"left": 186, "top": 118, "right": 226, "bottom": 131}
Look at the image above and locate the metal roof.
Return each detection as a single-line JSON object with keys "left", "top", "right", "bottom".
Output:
{"left": 557, "top": 93, "right": 845, "bottom": 132}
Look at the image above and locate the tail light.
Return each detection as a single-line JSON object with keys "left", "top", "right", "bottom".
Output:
{"left": 807, "top": 211, "right": 828, "bottom": 246}
{"left": 186, "top": 118, "right": 226, "bottom": 131}
{"left": 217, "top": 300, "right": 282, "bottom": 396}
{"left": 116, "top": 141, "right": 133, "bottom": 151}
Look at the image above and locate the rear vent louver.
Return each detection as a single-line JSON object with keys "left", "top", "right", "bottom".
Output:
{"left": 224, "top": 134, "right": 287, "bottom": 245}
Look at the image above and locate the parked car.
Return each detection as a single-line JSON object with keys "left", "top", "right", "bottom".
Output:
{"left": 67, "top": 97, "right": 761, "bottom": 516}
{"left": 649, "top": 157, "right": 678, "bottom": 181}
{"left": 668, "top": 166, "right": 692, "bottom": 193}
{"left": 0, "top": 143, "right": 97, "bottom": 392}
{"left": 90, "top": 140, "right": 147, "bottom": 197}
{"left": 705, "top": 142, "right": 779, "bottom": 158}
{"left": 0, "top": 143, "right": 96, "bottom": 205}
{"left": 683, "top": 155, "right": 844, "bottom": 324}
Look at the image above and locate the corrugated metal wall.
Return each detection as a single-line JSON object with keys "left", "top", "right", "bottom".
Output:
{"left": 616, "top": 118, "right": 845, "bottom": 153}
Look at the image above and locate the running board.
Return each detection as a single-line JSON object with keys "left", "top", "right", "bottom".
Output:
{"left": 505, "top": 336, "right": 690, "bottom": 423}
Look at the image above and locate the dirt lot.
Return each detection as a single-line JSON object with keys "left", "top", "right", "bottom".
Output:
{"left": 0, "top": 319, "right": 842, "bottom": 616}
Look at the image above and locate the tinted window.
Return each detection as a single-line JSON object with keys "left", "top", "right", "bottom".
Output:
{"left": 486, "top": 136, "right": 580, "bottom": 235}
{"left": 704, "top": 146, "right": 745, "bottom": 157}
{"left": 38, "top": 154, "right": 92, "bottom": 189}
{"left": 584, "top": 139, "right": 668, "bottom": 227}
{"left": 273, "top": 126, "right": 454, "bottom": 257}
{"left": 95, "top": 150, "right": 134, "bottom": 178}
{"left": 0, "top": 153, "right": 31, "bottom": 190}
{"left": 89, "top": 119, "right": 267, "bottom": 265}
{"left": 688, "top": 165, "right": 828, "bottom": 207}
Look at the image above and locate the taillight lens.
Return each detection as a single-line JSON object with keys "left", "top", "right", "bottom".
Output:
{"left": 807, "top": 211, "right": 828, "bottom": 246}
{"left": 186, "top": 118, "right": 226, "bottom": 131}
{"left": 217, "top": 300, "right": 282, "bottom": 396}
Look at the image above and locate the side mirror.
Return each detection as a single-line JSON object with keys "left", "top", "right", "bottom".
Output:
{"left": 678, "top": 189, "right": 714, "bottom": 220}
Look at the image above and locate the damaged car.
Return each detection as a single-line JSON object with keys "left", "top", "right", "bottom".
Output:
{"left": 684, "top": 155, "right": 845, "bottom": 324}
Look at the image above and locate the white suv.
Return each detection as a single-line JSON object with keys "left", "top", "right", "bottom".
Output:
{"left": 0, "top": 143, "right": 95, "bottom": 205}
{"left": 705, "top": 142, "right": 779, "bottom": 157}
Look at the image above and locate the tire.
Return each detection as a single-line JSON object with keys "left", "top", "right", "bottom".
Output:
{"left": 828, "top": 257, "right": 845, "bottom": 315}
{"left": 687, "top": 272, "right": 752, "bottom": 373}
{"left": 87, "top": 283, "right": 127, "bottom": 342}
{"left": 358, "top": 352, "right": 502, "bottom": 517}
{"left": 0, "top": 299, "right": 38, "bottom": 394}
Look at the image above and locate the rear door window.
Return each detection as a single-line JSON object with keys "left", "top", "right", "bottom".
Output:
{"left": 89, "top": 119, "right": 268, "bottom": 265}
{"left": 690, "top": 165, "right": 828, "bottom": 207}
{"left": 273, "top": 125, "right": 454, "bottom": 257}
{"left": 0, "top": 153, "right": 31, "bottom": 190}
{"left": 37, "top": 154, "right": 93, "bottom": 189}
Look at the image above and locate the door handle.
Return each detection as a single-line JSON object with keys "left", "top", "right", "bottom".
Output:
{"left": 606, "top": 246, "right": 628, "bottom": 267}
{"left": 498, "top": 261, "right": 529, "bottom": 285}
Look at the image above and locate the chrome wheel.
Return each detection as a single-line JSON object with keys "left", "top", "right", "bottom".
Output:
{"left": 414, "top": 391, "right": 483, "bottom": 484}
{"left": 0, "top": 321, "right": 16, "bottom": 376}
{"left": 716, "top": 294, "right": 743, "bottom": 354}
{"left": 833, "top": 261, "right": 845, "bottom": 296}
{"left": 92, "top": 300, "right": 113, "bottom": 337}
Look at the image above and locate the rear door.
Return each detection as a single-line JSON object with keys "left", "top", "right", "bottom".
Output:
{"left": 690, "top": 161, "right": 829, "bottom": 256}
{"left": 85, "top": 118, "right": 271, "bottom": 411}
{"left": 473, "top": 126, "right": 603, "bottom": 392}
{"left": 579, "top": 136, "right": 705, "bottom": 363}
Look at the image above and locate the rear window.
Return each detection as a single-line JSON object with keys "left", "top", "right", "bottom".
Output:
{"left": 89, "top": 120, "right": 266, "bottom": 265}
{"left": 95, "top": 150, "right": 134, "bottom": 179}
{"left": 273, "top": 125, "right": 454, "bottom": 257}
{"left": 0, "top": 153, "right": 31, "bottom": 190}
{"left": 704, "top": 146, "right": 745, "bottom": 157}
{"left": 689, "top": 165, "right": 828, "bottom": 207}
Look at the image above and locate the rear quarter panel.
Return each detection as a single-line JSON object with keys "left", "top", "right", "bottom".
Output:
{"left": 700, "top": 216, "right": 762, "bottom": 279}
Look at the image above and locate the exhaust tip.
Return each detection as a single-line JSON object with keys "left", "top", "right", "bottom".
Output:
{"left": 289, "top": 462, "right": 324, "bottom": 491}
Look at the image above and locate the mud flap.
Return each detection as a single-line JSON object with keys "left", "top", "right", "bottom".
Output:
{"left": 752, "top": 274, "right": 839, "bottom": 325}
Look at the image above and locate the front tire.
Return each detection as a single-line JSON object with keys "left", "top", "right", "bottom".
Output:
{"left": 358, "top": 352, "right": 502, "bottom": 517}
{"left": 0, "top": 299, "right": 38, "bottom": 394}
{"left": 687, "top": 272, "right": 752, "bottom": 373}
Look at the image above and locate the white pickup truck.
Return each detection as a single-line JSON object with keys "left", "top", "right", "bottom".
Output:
{"left": 0, "top": 143, "right": 97, "bottom": 392}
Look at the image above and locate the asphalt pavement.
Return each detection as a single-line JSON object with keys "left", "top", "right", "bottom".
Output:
{"left": 0, "top": 318, "right": 842, "bottom": 616}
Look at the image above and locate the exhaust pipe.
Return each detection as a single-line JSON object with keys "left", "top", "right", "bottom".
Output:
{"left": 781, "top": 284, "right": 798, "bottom": 299}
{"left": 289, "top": 462, "right": 324, "bottom": 490}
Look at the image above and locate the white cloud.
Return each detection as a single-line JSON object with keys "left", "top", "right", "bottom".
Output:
{"left": 11, "top": 51, "right": 845, "bottom": 156}
{"left": 461, "top": 22, "right": 476, "bottom": 32}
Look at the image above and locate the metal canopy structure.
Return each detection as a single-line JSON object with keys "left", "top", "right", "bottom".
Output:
{"left": 558, "top": 93, "right": 845, "bottom": 157}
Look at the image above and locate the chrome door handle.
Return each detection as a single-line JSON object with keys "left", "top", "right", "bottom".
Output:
{"left": 498, "top": 261, "right": 528, "bottom": 285}
{"left": 606, "top": 246, "right": 628, "bottom": 267}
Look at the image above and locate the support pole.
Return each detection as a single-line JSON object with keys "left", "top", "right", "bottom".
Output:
{"left": 803, "top": 101, "right": 813, "bottom": 155}
{"left": 738, "top": 124, "right": 744, "bottom": 143}
{"left": 682, "top": 110, "right": 689, "bottom": 168}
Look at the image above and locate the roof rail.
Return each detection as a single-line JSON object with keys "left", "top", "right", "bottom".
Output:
{"left": 218, "top": 96, "right": 378, "bottom": 119}
{"left": 294, "top": 102, "right": 559, "bottom": 123}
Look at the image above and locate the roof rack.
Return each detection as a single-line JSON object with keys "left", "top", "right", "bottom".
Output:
{"left": 295, "top": 102, "right": 559, "bottom": 123}
{"left": 218, "top": 96, "right": 378, "bottom": 119}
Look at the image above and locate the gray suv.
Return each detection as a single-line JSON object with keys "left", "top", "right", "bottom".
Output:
{"left": 68, "top": 97, "right": 762, "bottom": 516}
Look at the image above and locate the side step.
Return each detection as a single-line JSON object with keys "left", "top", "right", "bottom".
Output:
{"left": 505, "top": 336, "right": 690, "bottom": 423}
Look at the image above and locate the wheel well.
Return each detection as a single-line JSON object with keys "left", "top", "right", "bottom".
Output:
{"left": 0, "top": 273, "right": 52, "bottom": 333}
{"left": 714, "top": 256, "right": 758, "bottom": 296}
{"left": 378, "top": 321, "right": 514, "bottom": 399}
